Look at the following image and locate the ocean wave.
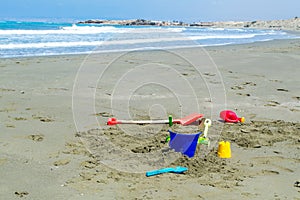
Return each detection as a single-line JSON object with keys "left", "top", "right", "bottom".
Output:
{"left": 0, "top": 24, "right": 186, "bottom": 35}
{"left": 0, "top": 34, "right": 260, "bottom": 49}
{"left": 0, "top": 25, "right": 126, "bottom": 35}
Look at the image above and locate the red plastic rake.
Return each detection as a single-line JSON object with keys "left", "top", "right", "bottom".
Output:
{"left": 107, "top": 113, "right": 203, "bottom": 126}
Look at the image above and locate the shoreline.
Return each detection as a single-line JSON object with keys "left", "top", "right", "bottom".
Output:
{"left": 2, "top": 37, "right": 300, "bottom": 60}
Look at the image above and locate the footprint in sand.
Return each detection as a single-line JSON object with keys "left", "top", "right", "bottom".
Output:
{"left": 264, "top": 100, "right": 280, "bottom": 107}
{"left": 231, "top": 85, "right": 245, "bottom": 90}
{"left": 27, "top": 134, "right": 44, "bottom": 142}
{"left": 53, "top": 159, "right": 71, "bottom": 166}
{"left": 236, "top": 93, "right": 251, "bottom": 96}
{"left": 270, "top": 79, "right": 283, "bottom": 83}
{"left": 80, "top": 160, "right": 97, "bottom": 169}
{"left": 277, "top": 88, "right": 289, "bottom": 92}
{"left": 32, "top": 115, "right": 54, "bottom": 122}
{"left": 242, "top": 81, "right": 257, "bottom": 86}
{"left": 260, "top": 169, "right": 280, "bottom": 175}
{"left": 93, "top": 112, "right": 113, "bottom": 117}
{"left": 231, "top": 81, "right": 257, "bottom": 91}
{"left": 292, "top": 96, "right": 300, "bottom": 101}
{"left": 204, "top": 72, "right": 216, "bottom": 76}
{"left": 0, "top": 108, "right": 16, "bottom": 112}
{"left": 14, "top": 191, "right": 29, "bottom": 198}
{"left": 0, "top": 88, "right": 15, "bottom": 92}
{"left": 48, "top": 87, "right": 69, "bottom": 91}
{"left": 6, "top": 124, "right": 15, "bottom": 128}
{"left": 14, "top": 117, "right": 27, "bottom": 121}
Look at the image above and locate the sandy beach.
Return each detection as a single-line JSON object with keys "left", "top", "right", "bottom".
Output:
{"left": 0, "top": 36, "right": 300, "bottom": 200}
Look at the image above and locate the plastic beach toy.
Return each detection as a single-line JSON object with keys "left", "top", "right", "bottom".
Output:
{"left": 203, "top": 119, "right": 211, "bottom": 138}
{"left": 218, "top": 141, "right": 231, "bottom": 158}
{"left": 146, "top": 166, "right": 188, "bottom": 177}
{"left": 198, "top": 118, "right": 211, "bottom": 146}
{"left": 107, "top": 113, "right": 203, "bottom": 126}
{"left": 220, "top": 110, "right": 245, "bottom": 123}
{"left": 168, "top": 130, "right": 201, "bottom": 158}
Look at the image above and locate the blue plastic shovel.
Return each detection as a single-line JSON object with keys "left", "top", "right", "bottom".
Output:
{"left": 146, "top": 166, "right": 188, "bottom": 177}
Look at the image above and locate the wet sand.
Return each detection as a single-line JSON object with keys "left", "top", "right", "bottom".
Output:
{"left": 0, "top": 38, "right": 300, "bottom": 199}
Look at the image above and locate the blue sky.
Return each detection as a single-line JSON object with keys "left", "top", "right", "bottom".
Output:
{"left": 1, "top": 0, "right": 299, "bottom": 22}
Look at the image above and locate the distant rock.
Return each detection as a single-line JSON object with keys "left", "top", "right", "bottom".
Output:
{"left": 77, "top": 19, "right": 188, "bottom": 26}
{"left": 77, "top": 18, "right": 300, "bottom": 30}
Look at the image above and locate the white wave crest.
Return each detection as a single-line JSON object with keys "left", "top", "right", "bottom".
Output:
{"left": 0, "top": 25, "right": 126, "bottom": 35}
{"left": 0, "top": 24, "right": 187, "bottom": 35}
{"left": 0, "top": 34, "right": 258, "bottom": 50}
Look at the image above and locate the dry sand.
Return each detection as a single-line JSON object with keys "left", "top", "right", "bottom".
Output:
{"left": 0, "top": 38, "right": 300, "bottom": 199}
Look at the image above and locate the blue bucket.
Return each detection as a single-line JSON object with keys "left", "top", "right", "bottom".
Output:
{"left": 168, "top": 130, "right": 202, "bottom": 158}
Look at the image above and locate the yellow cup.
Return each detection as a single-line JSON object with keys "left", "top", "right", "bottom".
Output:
{"left": 218, "top": 141, "right": 231, "bottom": 158}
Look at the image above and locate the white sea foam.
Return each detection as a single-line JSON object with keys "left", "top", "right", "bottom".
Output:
{"left": 0, "top": 34, "right": 259, "bottom": 49}
{"left": 0, "top": 26, "right": 125, "bottom": 35}
{"left": 0, "top": 24, "right": 186, "bottom": 35}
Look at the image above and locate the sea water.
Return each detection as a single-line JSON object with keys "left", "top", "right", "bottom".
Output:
{"left": 0, "top": 20, "right": 298, "bottom": 58}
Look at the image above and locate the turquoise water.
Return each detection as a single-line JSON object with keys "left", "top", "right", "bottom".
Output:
{"left": 0, "top": 20, "right": 298, "bottom": 58}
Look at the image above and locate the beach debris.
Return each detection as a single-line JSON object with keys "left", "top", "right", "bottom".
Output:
{"left": 218, "top": 141, "right": 232, "bottom": 158}
{"left": 146, "top": 166, "right": 188, "bottom": 177}
{"left": 294, "top": 181, "right": 300, "bottom": 188}
{"left": 220, "top": 110, "right": 245, "bottom": 123}
{"left": 107, "top": 113, "right": 203, "bottom": 126}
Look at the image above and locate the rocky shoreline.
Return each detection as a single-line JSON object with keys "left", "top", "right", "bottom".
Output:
{"left": 78, "top": 19, "right": 188, "bottom": 26}
{"left": 78, "top": 17, "right": 300, "bottom": 30}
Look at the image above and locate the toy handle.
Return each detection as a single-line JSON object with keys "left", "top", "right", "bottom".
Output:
{"left": 107, "top": 118, "right": 119, "bottom": 125}
{"left": 203, "top": 119, "right": 212, "bottom": 138}
{"left": 146, "top": 168, "right": 171, "bottom": 177}
{"left": 239, "top": 117, "right": 245, "bottom": 123}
